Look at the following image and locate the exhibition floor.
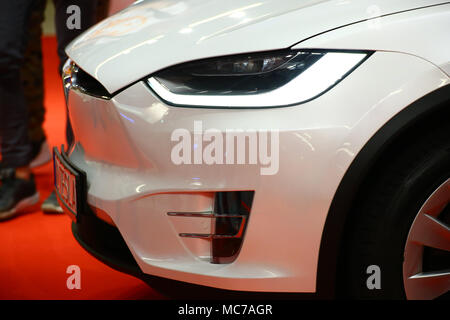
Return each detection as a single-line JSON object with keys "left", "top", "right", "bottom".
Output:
{"left": 0, "top": 37, "right": 164, "bottom": 300}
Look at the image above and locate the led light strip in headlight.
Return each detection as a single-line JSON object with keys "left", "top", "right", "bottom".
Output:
{"left": 147, "top": 50, "right": 370, "bottom": 108}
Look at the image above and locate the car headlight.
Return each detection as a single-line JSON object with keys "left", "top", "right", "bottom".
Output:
{"left": 147, "top": 49, "right": 371, "bottom": 108}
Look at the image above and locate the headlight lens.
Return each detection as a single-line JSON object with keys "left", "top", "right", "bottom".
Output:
{"left": 148, "top": 49, "right": 370, "bottom": 108}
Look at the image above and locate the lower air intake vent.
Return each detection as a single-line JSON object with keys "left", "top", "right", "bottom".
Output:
{"left": 167, "top": 191, "right": 254, "bottom": 264}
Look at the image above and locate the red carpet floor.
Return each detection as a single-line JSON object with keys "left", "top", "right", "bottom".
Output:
{"left": 0, "top": 37, "right": 165, "bottom": 300}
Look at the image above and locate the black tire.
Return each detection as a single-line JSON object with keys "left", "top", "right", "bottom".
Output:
{"left": 341, "top": 122, "right": 450, "bottom": 299}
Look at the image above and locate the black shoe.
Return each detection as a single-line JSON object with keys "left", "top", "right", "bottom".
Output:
{"left": 0, "top": 163, "right": 14, "bottom": 180}
{"left": 0, "top": 175, "right": 40, "bottom": 221}
{"left": 41, "top": 191, "right": 63, "bottom": 214}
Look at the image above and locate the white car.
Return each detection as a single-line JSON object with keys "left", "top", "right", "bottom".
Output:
{"left": 54, "top": 0, "right": 450, "bottom": 299}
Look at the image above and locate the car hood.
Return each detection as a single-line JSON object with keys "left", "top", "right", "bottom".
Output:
{"left": 66, "top": 0, "right": 446, "bottom": 93}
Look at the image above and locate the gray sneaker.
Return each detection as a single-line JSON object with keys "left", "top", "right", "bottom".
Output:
{"left": 41, "top": 191, "right": 63, "bottom": 214}
{"left": 30, "top": 140, "right": 52, "bottom": 168}
{"left": 0, "top": 174, "right": 40, "bottom": 221}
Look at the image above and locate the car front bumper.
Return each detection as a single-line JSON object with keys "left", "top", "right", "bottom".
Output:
{"left": 63, "top": 51, "right": 449, "bottom": 292}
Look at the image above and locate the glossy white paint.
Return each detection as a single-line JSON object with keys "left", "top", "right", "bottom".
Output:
{"left": 66, "top": 51, "right": 449, "bottom": 291}
{"left": 296, "top": 3, "right": 450, "bottom": 76}
{"left": 63, "top": 0, "right": 450, "bottom": 292}
{"left": 66, "top": 0, "right": 448, "bottom": 93}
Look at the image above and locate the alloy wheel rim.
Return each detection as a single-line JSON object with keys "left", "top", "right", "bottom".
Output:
{"left": 403, "top": 178, "right": 450, "bottom": 300}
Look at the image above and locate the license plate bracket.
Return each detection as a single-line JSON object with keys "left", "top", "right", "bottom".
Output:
{"left": 53, "top": 146, "right": 87, "bottom": 221}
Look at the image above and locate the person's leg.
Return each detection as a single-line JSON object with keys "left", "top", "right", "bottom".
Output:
{"left": 0, "top": 0, "right": 34, "bottom": 169}
{"left": 96, "top": 0, "right": 110, "bottom": 22}
{"left": 0, "top": 0, "right": 39, "bottom": 220}
{"left": 42, "top": 0, "right": 102, "bottom": 214}
{"left": 22, "top": 0, "right": 52, "bottom": 168}
{"left": 54, "top": 0, "right": 99, "bottom": 148}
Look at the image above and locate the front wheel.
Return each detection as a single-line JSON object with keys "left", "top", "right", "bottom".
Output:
{"left": 403, "top": 177, "right": 450, "bottom": 299}
{"left": 342, "top": 124, "right": 450, "bottom": 299}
